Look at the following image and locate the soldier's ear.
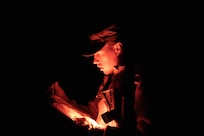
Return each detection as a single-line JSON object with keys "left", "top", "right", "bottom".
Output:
{"left": 113, "top": 42, "right": 123, "bottom": 55}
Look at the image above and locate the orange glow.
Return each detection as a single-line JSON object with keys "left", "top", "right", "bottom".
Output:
{"left": 49, "top": 81, "right": 118, "bottom": 131}
{"left": 50, "top": 94, "right": 107, "bottom": 130}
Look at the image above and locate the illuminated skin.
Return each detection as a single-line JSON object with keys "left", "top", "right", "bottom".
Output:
{"left": 93, "top": 42, "right": 123, "bottom": 75}
{"left": 49, "top": 81, "right": 107, "bottom": 130}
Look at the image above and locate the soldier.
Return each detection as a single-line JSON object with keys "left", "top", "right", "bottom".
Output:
{"left": 47, "top": 23, "right": 154, "bottom": 136}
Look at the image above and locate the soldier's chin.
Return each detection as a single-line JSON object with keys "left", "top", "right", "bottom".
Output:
{"left": 100, "top": 69, "right": 106, "bottom": 74}
{"left": 103, "top": 71, "right": 111, "bottom": 75}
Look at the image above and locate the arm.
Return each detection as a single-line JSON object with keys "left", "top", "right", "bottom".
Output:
{"left": 47, "top": 81, "right": 107, "bottom": 130}
{"left": 133, "top": 75, "right": 153, "bottom": 136}
{"left": 101, "top": 78, "right": 153, "bottom": 136}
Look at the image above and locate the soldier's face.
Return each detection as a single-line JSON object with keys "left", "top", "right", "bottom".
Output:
{"left": 93, "top": 43, "right": 119, "bottom": 75}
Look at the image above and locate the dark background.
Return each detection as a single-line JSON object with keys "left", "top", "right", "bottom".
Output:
{"left": 5, "top": 0, "right": 201, "bottom": 135}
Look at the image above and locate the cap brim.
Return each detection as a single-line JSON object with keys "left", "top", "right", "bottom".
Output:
{"left": 82, "top": 41, "right": 106, "bottom": 57}
{"left": 82, "top": 53, "right": 94, "bottom": 57}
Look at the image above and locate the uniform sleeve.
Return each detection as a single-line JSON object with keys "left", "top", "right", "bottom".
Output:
{"left": 134, "top": 75, "right": 153, "bottom": 136}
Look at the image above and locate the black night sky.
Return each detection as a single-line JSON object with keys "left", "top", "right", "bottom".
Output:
{"left": 5, "top": 0, "right": 201, "bottom": 135}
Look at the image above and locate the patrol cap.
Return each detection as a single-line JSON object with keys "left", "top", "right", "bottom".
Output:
{"left": 82, "top": 24, "right": 121, "bottom": 57}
